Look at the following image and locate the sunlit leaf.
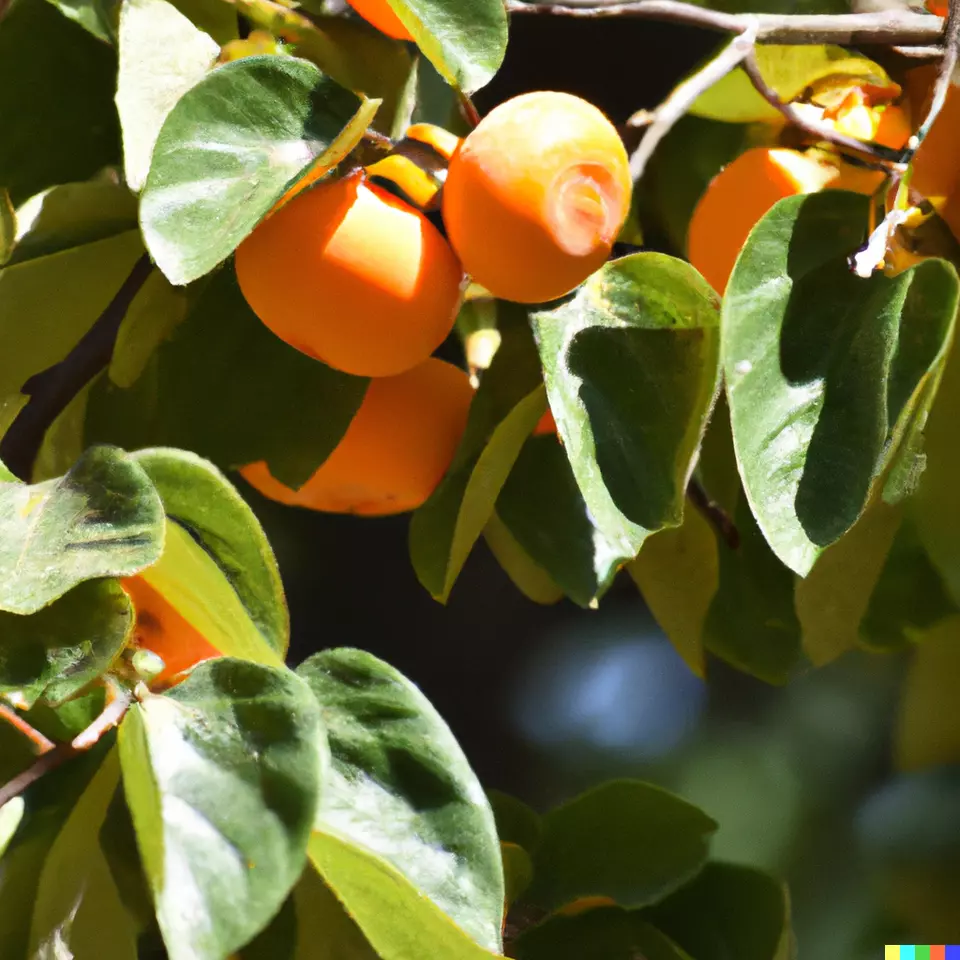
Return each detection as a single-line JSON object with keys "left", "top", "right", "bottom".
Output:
{"left": 0, "top": 190, "right": 14, "bottom": 267}
{"left": 293, "top": 866, "right": 379, "bottom": 960}
{"left": 483, "top": 511, "right": 564, "bottom": 606}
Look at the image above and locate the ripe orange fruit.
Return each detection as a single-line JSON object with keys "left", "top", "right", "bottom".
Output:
{"left": 345, "top": 0, "right": 411, "bottom": 40}
{"left": 442, "top": 91, "right": 632, "bottom": 304}
{"left": 687, "top": 146, "right": 885, "bottom": 294}
{"left": 120, "top": 576, "right": 221, "bottom": 689}
{"left": 366, "top": 124, "right": 462, "bottom": 211}
{"left": 241, "top": 358, "right": 473, "bottom": 516}
{"left": 236, "top": 170, "right": 464, "bottom": 378}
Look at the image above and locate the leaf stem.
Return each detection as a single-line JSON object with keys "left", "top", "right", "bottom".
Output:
{"left": 0, "top": 253, "right": 153, "bottom": 481}
{"left": 688, "top": 478, "right": 740, "bottom": 549}
{"left": 908, "top": 0, "right": 960, "bottom": 153}
{"left": 0, "top": 703, "right": 55, "bottom": 755}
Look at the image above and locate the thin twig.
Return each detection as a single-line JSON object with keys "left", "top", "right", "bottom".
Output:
{"left": 0, "top": 681, "right": 132, "bottom": 809}
{"left": 910, "top": 0, "right": 960, "bottom": 150}
{"left": 0, "top": 704, "right": 55, "bottom": 755}
{"left": 457, "top": 90, "right": 482, "bottom": 129}
{"left": 630, "top": 22, "right": 759, "bottom": 181}
{"left": 741, "top": 50, "right": 905, "bottom": 171}
{"left": 505, "top": 0, "right": 944, "bottom": 47}
{"left": 0, "top": 254, "right": 153, "bottom": 481}
{"left": 688, "top": 478, "right": 740, "bottom": 549}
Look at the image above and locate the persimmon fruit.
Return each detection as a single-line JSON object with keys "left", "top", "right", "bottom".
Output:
{"left": 241, "top": 358, "right": 473, "bottom": 516}
{"left": 236, "top": 170, "right": 464, "bottom": 378}
{"left": 687, "top": 146, "right": 885, "bottom": 295}
{"left": 120, "top": 576, "right": 221, "bottom": 689}
{"left": 442, "top": 91, "right": 632, "bottom": 304}
{"left": 345, "top": 0, "right": 411, "bottom": 40}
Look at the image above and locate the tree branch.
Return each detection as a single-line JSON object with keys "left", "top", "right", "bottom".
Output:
{"left": 630, "top": 23, "right": 759, "bottom": 180}
{"left": 505, "top": 1, "right": 944, "bottom": 47}
{"left": 0, "top": 254, "right": 153, "bottom": 481}
{"left": 911, "top": 0, "right": 960, "bottom": 149}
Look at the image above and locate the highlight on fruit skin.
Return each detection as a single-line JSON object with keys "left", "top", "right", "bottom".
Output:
{"left": 442, "top": 91, "right": 633, "bottom": 304}
{"left": 241, "top": 357, "right": 474, "bottom": 516}
{"left": 687, "top": 146, "right": 886, "bottom": 295}
{"left": 120, "top": 576, "right": 221, "bottom": 689}
{"left": 345, "top": 0, "right": 411, "bottom": 40}
{"left": 236, "top": 170, "right": 465, "bottom": 378}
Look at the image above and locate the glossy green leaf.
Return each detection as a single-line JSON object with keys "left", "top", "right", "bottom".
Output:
{"left": 530, "top": 253, "right": 721, "bottom": 557}
{"left": 502, "top": 842, "right": 534, "bottom": 907}
{"left": 484, "top": 511, "right": 564, "bottom": 606}
{"left": 629, "top": 501, "right": 717, "bottom": 677}
{"left": 859, "top": 517, "right": 957, "bottom": 653}
{"left": 0, "top": 190, "right": 13, "bottom": 266}
{"left": 0, "top": 579, "right": 133, "bottom": 708}
{"left": 796, "top": 498, "right": 902, "bottom": 666}
{"left": 140, "top": 55, "right": 379, "bottom": 285}
{"left": 514, "top": 907, "right": 692, "bottom": 960}
{"left": 0, "top": 446, "right": 163, "bottom": 614}
{"left": 724, "top": 192, "right": 960, "bottom": 574}
{"left": 496, "top": 435, "right": 623, "bottom": 607}
{"left": 527, "top": 780, "right": 717, "bottom": 911}
{"left": 376, "top": 0, "right": 507, "bottom": 94}
{"left": 641, "top": 861, "right": 794, "bottom": 960}
{"left": 116, "top": 0, "right": 219, "bottom": 193}
{"left": 307, "top": 830, "right": 498, "bottom": 960}
{"left": 293, "top": 865, "right": 379, "bottom": 960}
{"left": 410, "top": 322, "right": 547, "bottom": 603}
{"left": 28, "top": 748, "right": 139, "bottom": 958}
{"left": 487, "top": 789, "right": 542, "bottom": 854}
{"left": 691, "top": 44, "right": 890, "bottom": 123}
{"left": 119, "top": 659, "right": 324, "bottom": 960}
{"left": 896, "top": 616, "right": 960, "bottom": 772}
{"left": 133, "top": 447, "right": 289, "bottom": 661}
{"left": 298, "top": 648, "right": 504, "bottom": 951}
{"left": 86, "top": 265, "right": 368, "bottom": 489}
{"left": 0, "top": 0, "right": 121, "bottom": 205}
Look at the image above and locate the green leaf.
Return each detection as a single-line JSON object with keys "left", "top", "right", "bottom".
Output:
{"left": 119, "top": 659, "right": 325, "bottom": 960}
{"left": 133, "top": 447, "right": 289, "bottom": 660}
{"left": 0, "top": 798, "right": 24, "bottom": 860}
{"left": 0, "top": 446, "right": 163, "bottom": 614}
{"left": 380, "top": 0, "right": 507, "bottom": 94}
{"left": 641, "top": 861, "right": 794, "bottom": 960}
{"left": 484, "top": 510, "right": 564, "bottom": 605}
{"left": 0, "top": 0, "right": 121, "bottom": 205}
{"left": 293, "top": 865, "right": 379, "bottom": 960}
{"left": 895, "top": 616, "right": 960, "bottom": 772}
{"left": 859, "top": 517, "right": 957, "bottom": 653}
{"left": 307, "top": 830, "right": 498, "bottom": 960}
{"left": 298, "top": 648, "right": 504, "bottom": 951}
{"left": 514, "top": 907, "right": 692, "bottom": 960}
{"left": 629, "top": 501, "right": 718, "bottom": 677}
{"left": 410, "top": 321, "right": 547, "bottom": 602}
{"left": 116, "top": 0, "right": 220, "bottom": 193}
{"left": 0, "top": 189, "right": 13, "bottom": 266}
{"left": 526, "top": 781, "right": 717, "bottom": 911}
{"left": 796, "top": 498, "right": 903, "bottom": 666}
{"left": 724, "top": 192, "right": 960, "bottom": 574}
{"left": 502, "top": 843, "right": 534, "bottom": 907}
{"left": 140, "top": 55, "right": 379, "bottom": 285}
{"left": 530, "top": 253, "right": 721, "bottom": 555}
{"left": 85, "top": 264, "right": 368, "bottom": 488}
{"left": 487, "top": 790, "right": 542, "bottom": 854}
{"left": 691, "top": 44, "right": 890, "bottom": 124}
{"left": 28, "top": 748, "right": 139, "bottom": 959}
{"left": 0, "top": 579, "right": 133, "bottom": 708}
{"left": 240, "top": 893, "right": 298, "bottom": 960}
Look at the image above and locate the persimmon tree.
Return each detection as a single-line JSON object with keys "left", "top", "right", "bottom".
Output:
{"left": 1, "top": 0, "right": 960, "bottom": 955}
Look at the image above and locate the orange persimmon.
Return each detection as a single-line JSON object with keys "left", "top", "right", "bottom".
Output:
{"left": 241, "top": 357, "right": 473, "bottom": 516}
{"left": 345, "top": 0, "right": 411, "bottom": 40}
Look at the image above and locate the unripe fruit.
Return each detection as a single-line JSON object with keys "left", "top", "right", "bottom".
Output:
{"left": 345, "top": 0, "right": 411, "bottom": 40}
{"left": 687, "top": 146, "right": 885, "bottom": 295}
{"left": 120, "top": 576, "right": 221, "bottom": 689}
{"left": 442, "top": 92, "right": 632, "bottom": 304}
{"left": 241, "top": 358, "right": 473, "bottom": 516}
{"left": 236, "top": 171, "right": 464, "bottom": 378}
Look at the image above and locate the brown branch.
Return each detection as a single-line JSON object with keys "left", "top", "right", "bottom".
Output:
{"left": 0, "top": 703, "right": 55, "bottom": 755}
{"left": 505, "top": 0, "right": 944, "bottom": 47}
{"left": 688, "top": 478, "right": 739, "bottom": 549}
{"left": 0, "top": 254, "right": 153, "bottom": 481}
{"left": 630, "top": 24, "right": 759, "bottom": 180}
{"left": 911, "top": 0, "right": 960, "bottom": 150}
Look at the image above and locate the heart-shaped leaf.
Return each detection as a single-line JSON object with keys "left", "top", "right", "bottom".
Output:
{"left": 140, "top": 55, "right": 380, "bottom": 284}
{"left": 530, "top": 253, "right": 721, "bottom": 562}
{"left": 724, "top": 192, "right": 960, "bottom": 575}
{"left": 119, "top": 659, "right": 325, "bottom": 960}
{"left": 116, "top": 0, "right": 220, "bottom": 193}
{"left": 526, "top": 781, "right": 717, "bottom": 911}
{"left": 0, "top": 579, "right": 133, "bottom": 708}
{"left": 298, "top": 648, "right": 504, "bottom": 951}
{"left": 131, "top": 447, "right": 288, "bottom": 663}
{"left": 0, "top": 445, "right": 163, "bottom": 614}
{"left": 86, "top": 265, "right": 368, "bottom": 489}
